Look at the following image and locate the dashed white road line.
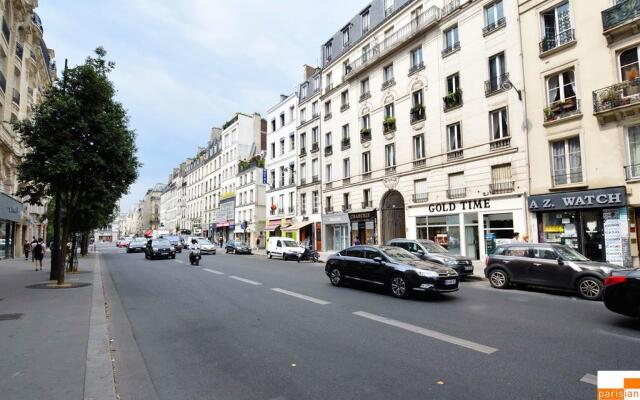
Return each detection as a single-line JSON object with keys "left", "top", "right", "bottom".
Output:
{"left": 580, "top": 373, "right": 597, "bottom": 386}
{"left": 271, "top": 288, "right": 331, "bottom": 305}
{"left": 353, "top": 311, "right": 498, "bottom": 355}
{"left": 229, "top": 276, "right": 262, "bottom": 285}
{"left": 596, "top": 328, "right": 640, "bottom": 344}
{"left": 173, "top": 259, "right": 185, "bottom": 264}
{"left": 203, "top": 268, "right": 224, "bottom": 275}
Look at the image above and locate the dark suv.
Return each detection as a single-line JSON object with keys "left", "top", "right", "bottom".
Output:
{"left": 325, "top": 245, "right": 459, "bottom": 298}
{"left": 485, "top": 243, "right": 627, "bottom": 300}
{"left": 388, "top": 238, "right": 474, "bottom": 277}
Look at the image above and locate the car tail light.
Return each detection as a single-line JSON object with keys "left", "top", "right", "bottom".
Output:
{"left": 604, "top": 276, "right": 627, "bottom": 287}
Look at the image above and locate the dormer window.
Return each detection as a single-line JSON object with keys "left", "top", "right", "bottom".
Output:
{"left": 324, "top": 41, "right": 333, "bottom": 62}
{"left": 342, "top": 26, "right": 350, "bottom": 47}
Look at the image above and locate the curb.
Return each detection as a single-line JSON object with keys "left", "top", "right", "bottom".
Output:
{"left": 84, "top": 254, "right": 117, "bottom": 400}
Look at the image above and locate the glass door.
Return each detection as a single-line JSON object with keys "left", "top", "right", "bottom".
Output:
{"left": 465, "top": 226, "right": 479, "bottom": 260}
{"left": 580, "top": 210, "right": 604, "bottom": 262}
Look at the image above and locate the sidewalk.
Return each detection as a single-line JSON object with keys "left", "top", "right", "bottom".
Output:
{"left": 0, "top": 255, "right": 98, "bottom": 400}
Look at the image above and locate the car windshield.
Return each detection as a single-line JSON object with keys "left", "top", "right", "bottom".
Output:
{"left": 236, "top": 242, "right": 247, "bottom": 247}
{"left": 382, "top": 247, "right": 421, "bottom": 262}
{"left": 165, "top": 236, "right": 179, "bottom": 242}
{"left": 132, "top": 240, "right": 146, "bottom": 244}
{"left": 418, "top": 240, "right": 447, "bottom": 253}
{"left": 282, "top": 240, "right": 299, "bottom": 247}
{"left": 555, "top": 246, "right": 589, "bottom": 261}
{"left": 153, "top": 240, "right": 171, "bottom": 247}
{"left": 198, "top": 239, "right": 213, "bottom": 245}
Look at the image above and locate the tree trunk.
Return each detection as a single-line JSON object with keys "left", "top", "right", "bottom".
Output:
{"left": 67, "top": 234, "right": 77, "bottom": 273}
{"left": 81, "top": 231, "right": 89, "bottom": 256}
{"left": 51, "top": 192, "right": 62, "bottom": 282}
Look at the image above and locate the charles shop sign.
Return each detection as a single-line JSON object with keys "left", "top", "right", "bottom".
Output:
{"left": 528, "top": 187, "right": 627, "bottom": 211}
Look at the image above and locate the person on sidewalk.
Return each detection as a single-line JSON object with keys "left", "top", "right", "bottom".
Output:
{"left": 30, "top": 236, "right": 37, "bottom": 262}
{"left": 218, "top": 236, "right": 223, "bottom": 248}
{"left": 23, "top": 240, "right": 30, "bottom": 260}
{"left": 354, "top": 236, "right": 361, "bottom": 246}
{"left": 33, "top": 238, "right": 45, "bottom": 271}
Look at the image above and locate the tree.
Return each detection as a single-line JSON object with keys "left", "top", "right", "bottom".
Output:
{"left": 14, "top": 47, "right": 139, "bottom": 285}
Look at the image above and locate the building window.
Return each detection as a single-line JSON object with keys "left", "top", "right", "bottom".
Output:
{"left": 342, "top": 124, "right": 350, "bottom": 139}
{"left": 270, "top": 142, "right": 276, "bottom": 158}
{"left": 385, "top": 144, "right": 396, "bottom": 167}
{"left": 490, "top": 107, "right": 509, "bottom": 140}
{"left": 627, "top": 126, "right": 640, "bottom": 178}
{"left": 361, "top": 115, "right": 370, "bottom": 131}
{"left": 447, "top": 73, "right": 460, "bottom": 93}
{"left": 551, "top": 137, "right": 582, "bottom": 185}
{"left": 312, "top": 191, "right": 319, "bottom": 213}
{"left": 289, "top": 106, "right": 295, "bottom": 122}
{"left": 413, "top": 134, "right": 425, "bottom": 160}
{"left": 362, "top": 151, "right": 371, "bottom": 173}
{"left": 447, "top": 123, "right": 462, "bottom": 151}
{"left": 443, "top": 25, "right": 459, "bottom": 51}
{"left": 540, "top": 2, "right": 572, "bottom": 52}
{"left": 341, "top": 90, "right": 349, "bottom": 108}
{"left": 362, "top": 10, "right": 370, "bottom": 33}
{"left": 300, "top": 163, "right": 306, "bottom": 180}
{"left": 361, "top": 77, "right": 370, "bottom": 96}
{"left": 546, "top": 68, "right": 577, "bottom": 113}
{"left": 280, "top": 166, "right": 285, "bottom": 187}
{"left": 491, "top": 164, "right": 513, "bottom": 193}
{"left": 412, "top": 89, "right": 423, "bottom": 108}
{"left": 270, "top": 119, "right": 276, "bottom": 132}
{"left": 301, "top": 84, "right": 308, "bottom": 98}
{"left": 301, "top": 193, "right": 307, "bottom": 212}
{"left": 410, "top": 47, "right": 423, "bottom": 70}
{"left": 363, "top": 189, "right": 371, "bottom": 206}
{"left": 324, "top": 41, "right": 333, "bottom": 61}
{"left": 485, "top": 1, "right": 504, "bottom": 29}
{"left": 343, "top": 193, "right": 350, "bottom": 210}
{"left": 313, "top": 76, "right": 320, "bottom": 92}
{"left": 325, "top": 131, "right": 332, "bottom": 146}
{"left": 325, "top": 100, "right": 331, "bottom": 115}
{"left": 384, "top": 0, "right": 394, "bottom": 16}
{"left": 448, "top": 172, "right": 465, "bottom": 196}
{"left": 343, "top": 59, "right": 350, "bottom": 76}
{"left": 414, "top": 179, "right": 428, "bottom": 202}
{"left": 342, "top": 26, "right": 350, "bottom": 47}
{"left": 312, "top": 159, "right": 319, "bottom": 181}
{"left": 280, "top": 112, "right": 285, "bottom": 127}
{"left": 383, "top": 64, "right": 394, "bottom": 83}
{"left": 312, "top": 127, "right": 319, "bottom": 145}
{"left": 343, "top": 158, "right": 350, "bottom": 178}
{"left": 312, "top": 101, "right": 319, "bottom": 117}
{"left": 362, "top": 44, "right": 370, "bottom": 62}
{"left": 326, "top": 196, "right": 332, "bottom": 211}
{"left": 300, "top": 108, "right": 306, "bottom": 122}
{"left": 326, "top": 72, "right": 333, "bottom": 89}
{"left": 289, "top": 133, "right": 295, "bottom": 150}
{"left": 620, "top": 47, "right": 639, "bottom": 81}
{"left": 326, "top": 164, "right": 332, "bottom": 182}
{"left": 384, "top": 103, "right": 395, "bottom": 118}
{"left": 488, "top": 52, "right": 506, "bottom": 92}
{"left": 300, "top": 132, "right": 306, "bottom": 149}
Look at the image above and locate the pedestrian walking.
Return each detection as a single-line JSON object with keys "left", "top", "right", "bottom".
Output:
{"left": 33, "top": 238, "right": 45, "bottom": 271}
{"left": 354, "top": 236, "right": 361, "bottom": 246}
{"left": 23, "top": 240, "right": 30, "bottom": 260}
{"left": 218, "top": 236, "right": 223, "bottom": 248}
{"left": 30, "top": 236, "right": 37, "bottom": 262}
{"left": 511, "top": 232, "right": 521, "bottom": 243}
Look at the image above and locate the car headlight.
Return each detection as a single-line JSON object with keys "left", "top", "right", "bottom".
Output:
{"left": 170, "top": 246, "right": 175, "bottom": 251}
{"left": 445, "top": 259, "right": 457, "bottom": 265}
{"left": 153, "top": 247, "right": 158, "bottom": 252}
{"left": 414, "top": 269, "right": 439, "bottom": 278}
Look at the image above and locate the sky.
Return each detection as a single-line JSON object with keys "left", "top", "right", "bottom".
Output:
{"left": 37, "top": 0, "right": 368, "bottom": 213}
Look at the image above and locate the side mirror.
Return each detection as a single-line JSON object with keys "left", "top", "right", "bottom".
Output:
{"left": 557, "top": 257, "right": 564, "bottom": 265}
{"left": 416, "top": 249, "right": 425, "bottom": 255}
{"left": 373, "top": 257, "right": 383, "bottom": 263}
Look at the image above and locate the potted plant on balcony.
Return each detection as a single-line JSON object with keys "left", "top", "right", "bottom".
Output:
{"left": 360, "top": 127, "right": 371, "bottom": 137}
{"left": 543, "top": 106, "right": 554, "bottom": 121}
{"left": 383, "top": 116, "right": 396, "bottom": 132}
{"left": 625, "top": 68, "right": 640, "bottom": 96}
{"left": 599, "top": 87, "right": 616, "bottom": 110}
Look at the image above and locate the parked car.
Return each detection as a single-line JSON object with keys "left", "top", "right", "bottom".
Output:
{"left": 484, "top": 243, "right": 627, "bottom": 300}
{"left": 603, "top": 269, "right": 640, "bottom": 318}
{"left": 194, "top": 238, "right": 217, "bottom": 255}
{"left": 144, "top": 239, "right": 176, "bottom": 260}
{"left": 267, "top": 236, "right": 305, "bottom": 260}
{"left": 118, "top": 238, "right": 132, "bottom": 248}
{"left": 387, "top": 238, "right": 474, "bottom": 277}
{"left": 325, "top": 245, "right": 459, "bottom": 298}
{"left": 225, "top": 240, "right": 252, "bottom": 254}
{"left": 163, "top": 235, "right": 183, "bottom": 253}
{"left": 127, "top": 238, "right": 147, "bottom": 253}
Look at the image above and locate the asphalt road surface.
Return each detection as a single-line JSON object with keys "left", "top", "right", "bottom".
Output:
{"left": 100, "top": 246, "right": 640, "bottom": 400}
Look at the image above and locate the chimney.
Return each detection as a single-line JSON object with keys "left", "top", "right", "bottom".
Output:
{"left": 303, "top": 64, "right": 316, "bottom": 80}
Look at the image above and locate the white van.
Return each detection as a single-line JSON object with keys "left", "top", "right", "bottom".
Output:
{"left": 266, "top": 236, "right": 305, "bottom": 260}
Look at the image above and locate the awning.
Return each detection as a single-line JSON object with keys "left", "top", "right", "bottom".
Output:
{"left": 216, "top": 222, "right": 230, "bottom": 228}
{"left": 284, "top": 221, "right": 312, "bottom": 232}
{"left": 265, "top": 219, "right": 281, "bottom": 232}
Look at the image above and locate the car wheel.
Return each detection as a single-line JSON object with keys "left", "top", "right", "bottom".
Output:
{"left": 488, "top": 269, "right": 510, "bottom": 289}
{"left": 233, "top": 249, "right": 237, "bottom": 255}
{"left": 390, "top": 274, "right": 410, "bottom": 299}
{"left": 328, "top": 267, "right": 343, "bottom": 287}
{"left": 577, "top": 277, "right": 603, "bottom": 301}
{"left": 171, "top": 254, "right": 176, "bottom": 259}
{"left": 268, "top": 252, "right": 272, "bottom": 259}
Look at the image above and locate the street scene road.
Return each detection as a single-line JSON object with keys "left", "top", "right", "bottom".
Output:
{"left": 101, "top": 246, "right": 639, "bottom": 400}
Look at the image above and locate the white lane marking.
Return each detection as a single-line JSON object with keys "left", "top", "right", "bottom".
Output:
{"left": 229, "top": 276, "right": 262, "bottom": 285}
{"left": 203, "top": 268, "right": 224, "bottom": 275}
{"left": 271, "top": 288, "right": 331, "bottom": 305}
{"left": 353, "top": 311, "right": 498, "bottom": 355}
{"left": 596, "top": 328, "right": 640, "bottom": 343}
{"left": 580, "top": 373, "right": 597, "bottom": 386}
{"left": 173, "top": 260, "right": 184, "bottom": 264}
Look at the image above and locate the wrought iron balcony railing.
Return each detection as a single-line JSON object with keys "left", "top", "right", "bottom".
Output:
{"left": 360, "top": 129, "right": 372, "bottom": 143}
{"left": 324, "top": 145, "right": 333, "bottom": 156}
{"left": 341, "top": 138, "right": 351, "bottom": 150}
{"left": 15, "top": 42, "right": 23, "bottom": 60}
{"left": 412, "top": 193, "right": 429, "bottom": 203}
{"left": 383, "top": 119, "right": 396, "bottom": 133}
{"left": 447, "top": 149, "right": 463, "bottom": 161}
{"left": 361, "top": 201, "right": 373, "bottom": 209}
{"left": 483, "top": 17, "right": 506, "bottom": 36}
{"left": 489, "top": 181, "right": 515, "bottom": 194}
{"left": 447, "top": 188, "right": 466, "bottom": 199}
{"left": 602, "top": 0, "right": 640, "bottom": 32}
{"left": 593, "top": 79, "right": 640, "bottom": 114}
{"left": 441, "top": 41, "right": 460, "bottom": 58}
{"left": 490, "top": 137, "right": 511, "bottom": 151}
{"left": 485, "top": 73, "right": 509, "bottom": 96}
{"left": 539, "top": 29, "right": 575, "bottom": 55}
{"left": 543, "top": 98, "right": 581, "bottom": 123}
{"left": 410, "top": 105, "right": 425, "bottom": 124}
{"left": 443, "top": 89, "right": 463, "bottom": 111}
{"left": 552, "top": 170, "right": 583, "bottom": 186}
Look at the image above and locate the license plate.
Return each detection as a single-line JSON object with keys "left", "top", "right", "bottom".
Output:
{"left": 465, "top": 266, "right": 473, "bottom": 271}
{"left": 445, "top": 279, "right": 457, "bottom": 285}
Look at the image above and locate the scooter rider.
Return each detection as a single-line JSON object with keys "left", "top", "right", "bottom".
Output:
{"left": 189, "top": 239, "right": 201, "bottom": 265}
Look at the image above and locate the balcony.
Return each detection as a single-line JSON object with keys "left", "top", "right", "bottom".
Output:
{"left": 483, "top": 17, "right": 506, "bottom": 36}
{"left": 539, "top": 29, "right": 576, "bottom": 57}
{"left": 381, "top": 78, "right": 396, "bottom": 90}
{"left": 359, "top": 92, "right": 371, "bottom": 102}
{"left": 287, "top": 206, "right": 295, "bottom": 214}
{"left": 342, "top": 177, "right": 351, "bottom": 184}
{"left": 360, "top": 128, "right": 372, "bottom": 143}
{"left": 341, "top": 137, "right": 351, "bottom": 150}
{"left": 490, "top": 137, "right": 511, "bottom": 151}
{"left": 362, "top": 172, "right": 372, "bottom": 180}
{"left": 442, "top": 0, "right": 460, "bottom": 17}
{"left": 410, "top": 105, "right": 425, "bottom": 124}
{"left": 383, "top": 117, "right": 396, "bottom": 133}
{"left": 409, "top": 62, "right": 425, "bottom": 75}
{"left": 602, "top": 0, "right": 640, "bottom": 44}
{"left": 443, "top": 89, "right": 463, "bottom": 111}
{"left": 299, "top": 147, "right": 307, "bottom": 157}
{"left": 325, "top": 206, "right": 334, "bottom": 214}
{"left": 485, "top": 73, "right": 509, "bottom": 97}
{"left": 324, "top": 112, "right": 332, "bottom": 121}
{"left": 312, "top": 175, "right": 319, "bottom": 183}
{"left": 385, "top": 166, "right": 396, "bottom": 175}
{"left": 593, "top": 80, "right": 640, "bottom": 123}
{"left": 413, "top": 159, "right": 426, "bottom": 169}
{"left": 489, "top": 181, "right": 515, "bottom": 194}
{"left": 342, "top": 204, "right": 352, "bottom": 212}
{"left": 552, "top": 171, "right": 584, "bottom": 187}
{"left": 447, "top": 188, "right": 466, "bottom": 199}
{"left": 12, "top": 88, "right": 20, "bottom": 105}
{"left": 340, "top": 103, "right": 350, "bottom": 112}
{"left": 299, "top": 178, "right": 307, "bottom": 185}
{"left": 362, "top": 201, "right": 373, "bottom": 209}
{"left": 441, "top": 42, "right": 460, "bottom": 58}
{"left": 625, "top": 164, "right": 640, "bottom": 180}
{"left": 344, "top": 6, "right": 441, "bottom": 79}
{"left": 325, "top": 83, "right": 334, "bottom": 93}
{"left": 324, "top": 145, "right": 333, "bottom": 156}
{"left": 15, "top": 42, "right": 23, "bottom": 62}
{"left": 0, "top": 70, "right": 6, "bottom": 94}
{"left": 310, "top": 142, "right": 319, "bottom": 153}
{"left": 447, "top": 149, "right": 463, "bottom": 161}
{"left": 543, "top": 98, "right": 581, "bottom": 125}
{"left": 413, "top": 193, "right": 429, "bottom": 203}
{"left": 2, "top": 18, "right": 9, "bottom": 44}
{"left": 312, "top": 207, "right": 319, "bottom": 214}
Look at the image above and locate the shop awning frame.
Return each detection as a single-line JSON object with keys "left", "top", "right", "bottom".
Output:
{"left": 284, "top": 221, "right": 312, "bottom": 232}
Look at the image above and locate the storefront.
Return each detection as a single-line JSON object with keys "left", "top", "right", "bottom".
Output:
{"left": 322, "top": 213, "right": 350, "bottom": 252}
{"left": 407, "top": 196, "right": 527, "bottom": 260}
{"left": 265, "top": 218, "right": 293, "bottom": 240}
{"left": 529, "top": 187, "right": 631, "bottom": 266}
{"left": 0, "top": 193, "right": 22, "bottom": 259}
{"left": 348, "top": 210, "right": 378, "bottom": 246}
{"left": 215, "top": 197, "right": 235, "bottom": 243}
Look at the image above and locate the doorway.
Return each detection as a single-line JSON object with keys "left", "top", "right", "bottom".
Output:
{"left": 380, "top": 190, "right": 406, "bottom": 244}
{"left": 581, "top": 210, "right": 604, "bottom": 262}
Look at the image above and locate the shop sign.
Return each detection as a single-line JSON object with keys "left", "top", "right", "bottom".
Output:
{"left": 322, "top": 213, "right": 349, "bottom": 225}
{"left": 349, "top": 210, "right": 377, "bottom": 222}
{"left": 427, "top": 199, "right": 491, "bottom": 213}
{"left": 0, "top": 192, "right": 23, "bottom": 223}
{"left": 528, "top": 187, "right": 627, "bottom": 211}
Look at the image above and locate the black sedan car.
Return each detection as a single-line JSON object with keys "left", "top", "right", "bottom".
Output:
{"left": 144, "top": 239, "right": 176, "bottom": 260}
{"left": 126, "top": 238, "right": 147, "bottom": 253}
{"left": 163, "top": 235, "right": 183, "bottom": 253}
{"left": 325, "top": 245, "right": 459, "bottom": 298}
{"left": 225, "top": 240, "right": 252, "bottom": 254}
{"left": 604, "top": 270, "right": 640, "bottom": 318}
{"left": 485, "top": 243, "right": 627, "bottom": 300}
{"left": 387, "top": 238, "right": 474, "bottom": 277}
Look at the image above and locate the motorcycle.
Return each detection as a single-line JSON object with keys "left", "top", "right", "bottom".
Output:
{"left": 189, "top": 249, "right": 201, "bottom": 266}
{"left": 297, "top": 246, "right": 319, "bottom": 263}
